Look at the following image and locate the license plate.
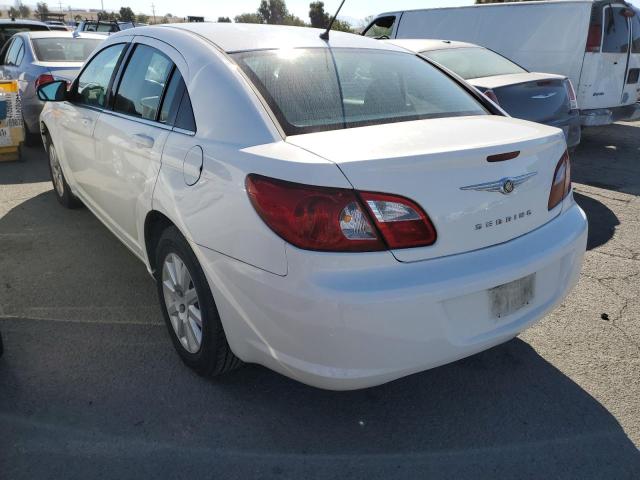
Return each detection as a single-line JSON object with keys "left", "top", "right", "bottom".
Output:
{"left": 489, "top": 274, "right": 535, "bottom": 319}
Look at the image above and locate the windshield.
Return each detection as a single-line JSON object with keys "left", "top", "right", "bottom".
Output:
{"left": 0, "top": 24, "right": 48, "bottom": 49}
{"left": 421, "top": 47, "right": 526, "bottom": 80}
{"left": 32, "top": 38, "right": 101, "bottom": 62}
{"left": 232, "top": 48, "right": 487, "bottom": 135}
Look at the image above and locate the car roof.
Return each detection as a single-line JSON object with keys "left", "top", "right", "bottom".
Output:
{"left": 19, "top": 30, "right": 105, "bottom": 40}
{"left": 383, "top": 39, "right": 480, "bottom": 53}
{"left": 144, "top": 23, "right": 406, "bottom": 53}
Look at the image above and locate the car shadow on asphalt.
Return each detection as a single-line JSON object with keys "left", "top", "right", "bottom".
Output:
{"left": 573, "top": 192, "right": 619, "bottom": 250}
{"left": 1, "top": 191, "right": 639, "bottom": 479}
{"left": 572, "top": 122, "right": 640, "bottom": 196}
{"left": 0, "top": 145, "right": 49, "bottom": 185}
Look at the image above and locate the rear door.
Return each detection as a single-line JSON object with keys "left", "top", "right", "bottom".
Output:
{"left": 580, "top": 4, "right": 631, "bottom": 109}
{"left": 91, "top": 37, "right": 184, "bottom": 253}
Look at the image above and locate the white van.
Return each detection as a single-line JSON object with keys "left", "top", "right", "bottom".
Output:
{"left": 364, "top": 0, "right": 640, "bottom": 126}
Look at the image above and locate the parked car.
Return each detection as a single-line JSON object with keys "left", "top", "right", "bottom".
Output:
{"left": 45, "top": 21, "right": 72, "bottom": 32}
{"left": 37, "top": 24, "right": 587, "bottom": 390}
{"left": 384, "top": 39, "right": 581, "bottom": 148}
{"left": 74, "top": 20, "right": 145, "bottom": 35}
{"left": 0, "top": 19, "right": 49, "bottom": 50}
{"left": 0, "top": 31, "right": 103, "bottom": 143}
{"left": 364, "top": 0, "right": 640, "bottom": 127}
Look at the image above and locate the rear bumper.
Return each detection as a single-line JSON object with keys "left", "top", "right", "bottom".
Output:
{"left": 547, "top": 110, "right": 581, "bottom": 148}
{"left": 581, "top": 103, "right": 640, "bottom": 126}
{"left": 197, "top": 201, "right": 587, "bottom": 390}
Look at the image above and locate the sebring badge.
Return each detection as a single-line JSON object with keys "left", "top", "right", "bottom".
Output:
{"left": 460, "top": 172, "right": 537, "bottom": 195}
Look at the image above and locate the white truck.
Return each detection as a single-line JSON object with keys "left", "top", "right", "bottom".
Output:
{"left": 364, "top": 0, "right": 640, "bottom": 126}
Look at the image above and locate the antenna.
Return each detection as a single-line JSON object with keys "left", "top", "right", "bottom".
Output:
{"left": 319, "top": 0, "right": 346, "bottom": 41}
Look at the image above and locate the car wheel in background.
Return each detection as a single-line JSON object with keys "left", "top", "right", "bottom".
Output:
{"left": 155, "top": 226, "right": 242, "bottom": 376}
{"left": 46, "top": 137, "right": 82, "bottom": 208}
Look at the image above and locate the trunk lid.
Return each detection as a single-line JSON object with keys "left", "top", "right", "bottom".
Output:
{"left": 469, "top": 73, "right": 572, "bottom": 123}
{"left": 35, "top": 62, "right": 83, "bottom": 82}
{"left": 286, "top": 115, "right": 567, "bottom": 262}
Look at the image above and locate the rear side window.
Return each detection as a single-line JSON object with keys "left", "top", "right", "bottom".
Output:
{"left": 76, "top": 43, "right": 126, "bottom": 108}
{"left": 174, "top": 88, "right": 196, "bottom": 132}
{"left": 32, "top": 38, "right": 101, "bottom": 62}
{"left": 4, "top": 38, "right": 22, "bottom": 65}
{"left": 603, "top": 6, "right": 630, "bottom": 53}
{"left": 632, "top": 9, "right": 640, "bottom": 53}
{"left": 421, "top": 47, "right": 526, "bottom": 80}
{"left": 233, "top": 48, "right": 486, "bottom": 135}
{"left": 114, "top": 44, "right": 173, "bottom": 121}
{"left": 363, "top": 16, "right": 396, "bottom": 39}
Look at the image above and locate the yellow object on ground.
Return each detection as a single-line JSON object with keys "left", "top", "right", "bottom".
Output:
{"left": 0, "top": 80, "right": 24, "bottom": 162}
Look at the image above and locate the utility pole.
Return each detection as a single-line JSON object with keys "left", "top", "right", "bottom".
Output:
{"left": 151, "top": 2, "right": 156, "bottom": 24}
{"left": 101, "top": 0, "right": 104, "bottom": 12}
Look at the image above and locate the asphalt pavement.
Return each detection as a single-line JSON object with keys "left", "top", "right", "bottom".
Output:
{"left": 1, "top": 122, "right": 639, "bottom": 479}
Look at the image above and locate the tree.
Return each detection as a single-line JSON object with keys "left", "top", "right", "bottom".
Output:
{"left": 282, "top": 13, "right": 305, "bottom": 26}
{"left": 217, "top": 16, "right": 231, "bottom": 23}
{"left": 119, "top": 6, "right": 135, "bottom": 22}
{"left": 18, "top": 4, "right": 31, "bottom": 18}
{"left": 9, "top": 7, "right": 19, "bottom": 18}
{"left": 234, "top": 12, "right": 263, "bottom": 24}
{"left": 258, "top": 0, "right": 288, "bottom": 24}
{"left": 309, "top": 1, "right": 329, "bottom": 28}
{"left": 137, "top": 13, "right": 149, "bottom": 23}
{"left": 35, "top": 2, "right": 49, "bottom": 19}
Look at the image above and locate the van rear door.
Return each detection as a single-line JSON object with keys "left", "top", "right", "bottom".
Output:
{"left": 580, "top": 4, "right": 632, "bottom": 109}
{"left": 624, "top": 9, "right": 640, "bottom": 105}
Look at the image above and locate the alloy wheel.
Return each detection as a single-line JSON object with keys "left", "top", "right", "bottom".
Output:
{"left": 161, "top": 253, "right": 203, "bottom": 353}
{"left": 49, "top": 144, "right": 64, "bottom": 197}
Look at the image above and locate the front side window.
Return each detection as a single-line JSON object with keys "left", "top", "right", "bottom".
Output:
{"left": 363, "top": 16, "right": 396, "bottom": 39}
{"left": 114, "top": 44, "right": 173, "bottom": 121}
{"left": 76, "top": 43, "right": 126, "bottom": 108}
{"left": 32, "top": 38, "right": 102, "bottom": 62}
{"left": 603, "top": 6, "right": 630, "bottom": 53}
{"left": 421, "top": 47, "right": 526, "bottom": 80}
{"left": 232, "top": 48, "right": 487, "bottom": 135}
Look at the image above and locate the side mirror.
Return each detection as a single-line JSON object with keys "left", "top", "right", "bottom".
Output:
{"left": 37, "top": 80, "right": 68, "bottom": 102}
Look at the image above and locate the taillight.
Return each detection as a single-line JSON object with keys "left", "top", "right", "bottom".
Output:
{"left": 586, "top": 23, "right": 602, "bottom": 52}
{"left": 246, "top": 174, "right": 436, "bottom": 252}
{"left": 564, "top": 79, "right": 578, "bottom": 110}
{"left": 548, "top": 150, "right": 571, "bottom": 211}
{"left": 360, "top": 192, "right": 436, "bottom": 249}
{"left": 35, "top": 73, "right": 55, "bottom": 89}
{"left": 483, "top": 89, "right": 500, "bottom": 106}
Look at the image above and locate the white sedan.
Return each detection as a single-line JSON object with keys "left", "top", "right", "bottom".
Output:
{"left": 37, "top": 23, "right": 587, "bottom": 390}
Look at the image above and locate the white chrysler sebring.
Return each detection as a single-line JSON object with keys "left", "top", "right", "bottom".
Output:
{"left": 37, "top": 23, "right": 587, "bottom": 390}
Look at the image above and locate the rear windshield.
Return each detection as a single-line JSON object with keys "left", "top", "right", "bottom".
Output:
{"left": 232, "top": 48, "right": 487, "bottom": 135}
{"left": 0, "top": 24, "right": 48, "bottom": 49}
{"left": 421, "top": 47, "right": 526, "bottom": 80}
{"left": 32, "top": 38, "right": 101, "bottom": 62}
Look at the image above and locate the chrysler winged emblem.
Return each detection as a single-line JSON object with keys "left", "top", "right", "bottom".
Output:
{"left": 460, "top": 172, "right": 537, "bottom": 195}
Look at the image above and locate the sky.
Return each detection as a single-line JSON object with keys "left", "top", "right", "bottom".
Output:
{"left": 91, "top": 0, "right": 640, "bottom": 23}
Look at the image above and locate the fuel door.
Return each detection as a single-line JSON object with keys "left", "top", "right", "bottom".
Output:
{"left": 183, "top": 145, "right": 203, "bottom": 186}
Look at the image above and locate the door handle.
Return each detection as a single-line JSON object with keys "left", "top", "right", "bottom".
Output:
{"left": 131, "top": 133, "right": 155, "bottom": 149}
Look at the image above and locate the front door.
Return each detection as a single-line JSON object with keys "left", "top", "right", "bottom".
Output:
{"left": 91, "top": 38, "right": 186, "bottom": 253}
{"left": 58, "top": 42, "right": 128, "bottom": 196}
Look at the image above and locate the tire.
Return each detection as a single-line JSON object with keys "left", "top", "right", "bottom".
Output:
{"left": 46, "top": 137, "right": 82, "bottom": 209}
{"left": 155, "top": 226, "right": 241, "bottom": 376}
{"left": 23, "top": 120, "right": 39, "bottom": 147}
